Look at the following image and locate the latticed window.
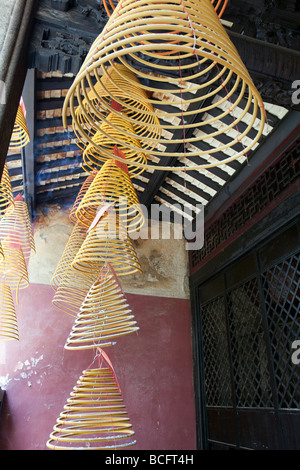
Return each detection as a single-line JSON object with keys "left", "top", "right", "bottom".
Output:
{"left": 262, "top": 252, "right": 300, "bottom": 409}
{"left": 201, "top": 296, "right": 232, "bottom": 407}
{"left": 227, "top": 278, "right": 273, "bottom": 408}
{"left": 196, "top": 223, "right": 300, "bottom": 449}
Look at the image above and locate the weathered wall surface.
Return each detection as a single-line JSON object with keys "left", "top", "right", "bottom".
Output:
{"left": 28, "top": 203, "right": 190, "bottom": 299}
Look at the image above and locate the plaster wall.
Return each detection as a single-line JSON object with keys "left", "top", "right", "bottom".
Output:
{"left": 28, "top": 204, "right": 190, "bottom": 299}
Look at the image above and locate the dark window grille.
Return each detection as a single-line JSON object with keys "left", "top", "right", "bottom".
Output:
{"left": 262, "top": 252, "right": 300, "bottom": 409}
{"left": 227, "top": 278, "right": 274, "bottom": 408}
{"left": 196, "top": 227, "right": 300, "bottom": 449}
{"left": 190, "top": 139, "right": 300, "bottom": 270}
{"left": 201, "top": 296, "right": 233, "bottom": 407}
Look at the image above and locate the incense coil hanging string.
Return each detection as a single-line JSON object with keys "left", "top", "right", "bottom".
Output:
{"left": 0, "top": 242, "right": 29, "bottom": 291}
{"left": 71, "top": 209, "right": 142, "bottom": 277}
{"left": 0, "top": 199, "right": 35, "bottom": 259}
{"left": 65, "top": 264, "right": 139, "bottom": 350}
{"left": 69, "top": 172, "right": 97, "bottom": 225}
{"left": 63, "top": 0, "right": 265, "bottom": 172}
{"left": 0, "top": 283, "right": 19, "bottom": 341}
{"left": 82, "top": 112, "right": 147, "bottom": 176}
{"left": 46, "top": 366, "right": 136, "bottom": 450}
{"left": 75, "top": 160, "right": 145, "bottom": 232}
{"left": 50, "top": 223, "right": 88, "bottom": 292}
{"left": 72, "top": 63, "right": 161, "bottom": 154}
{"left": 0, "top": 164, "right": 15, "bottom": 218}
{"left": 9, "top": 105, "right": 30, "bottom": 151}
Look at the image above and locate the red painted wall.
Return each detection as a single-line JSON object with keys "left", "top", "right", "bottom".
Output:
{"left": 0, "top": 283, "right": 196, "bottom": 450}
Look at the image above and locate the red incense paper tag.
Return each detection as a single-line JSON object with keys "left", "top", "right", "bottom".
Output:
{"left": 97, "top": 347, "right": 121, "bottom": 392}
{"left": 19, "top": 97, "right": 26, "bottom": 118}
{"left": 110, "top": 99, "right": 123, "bottom": 112}
{"left": 14, "top": 193, "right": 23, "bottom": 202}
{"left": 113, "top": 145, "right": 129, "bottom": 175}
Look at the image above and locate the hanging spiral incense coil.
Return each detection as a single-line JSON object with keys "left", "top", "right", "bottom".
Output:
{"left": 82, "top": 112, "right": 147, "bottom": 176}
{"left": 65, "top": 264, "right": 139, "bottom": 350}
{"left": 46, "top": 365, "right": 136, "bottom": 450}
{"left": 0, "top": 283, "right": 19, "bottom": 341}
{"left": 52, "top": 266, "right": 97, "bottom": 317}
{"left": 103, "top": 0, "right": 228, "bottom": 18}
{"left": 9, "top": 105, "right": 30, "bottom": 150}
{"left": 73, "top": 63, "right": 161, "bottom": 154}
{"left": 0, "top": 199, "right": 35, "bottom": 259}
{"left": 50, "top": 223, "right": 88, "bottom": 292}
{"left": 75, "top": 160, "right": 145, "bottom": 232}
{"left": 71, "top": 210, "right": 142, "bottom": 277}
{"left": 0, "top": 243, "right": 29, "bottom": 291}
{"left": 63, "top": 0, "right": 265, "bottom": 172}
{"left": 69, "top": 173, "right": 97, "bottom": 225}
{"left": 0, "top": 164, "right": 15, "bottom": 218}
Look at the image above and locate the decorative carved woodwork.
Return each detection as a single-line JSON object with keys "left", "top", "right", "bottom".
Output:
{"left": 27, "top": 0, "right": 300, "bottom": 110}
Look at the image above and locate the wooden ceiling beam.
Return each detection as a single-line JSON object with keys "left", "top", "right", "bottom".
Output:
{"left": 139, "top": 86, "right": 214, "bottom": 208}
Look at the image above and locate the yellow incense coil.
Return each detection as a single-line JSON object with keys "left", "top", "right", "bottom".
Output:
{"left": 46, "top": 366, "right": 136, "bottom": 450}
{"left": 82, "top": 112, "right": 147, "bottom": 176}
{"left": 63, "top": 0, "right": 265, "bottom": 172}
{"left": 50, "top": 223, "right": 88, "bottom": 292}
{"left": 69, "top": 173, "right": 97, "bottom": 225}
{"left": 0, "top": 199, "right": 35, "bottom": 259}
{"left": 52, "top": 266, "right": 97, "bottom": 317}
{"left": 103, "top": 0, "right": 228, "bottom": 18}
{"left": 0, "top": 164, "right": 15, "bottom": 217}
{"left": 65, "top": 264, "right": 139, "bottom": 350}
{"left": 0, "top": 283, "right": 19, "bottom": 341}
{"left": 73, "top": 63, "right": 161, "bottom": 153}
{"left": 211, "top": 0, "right": 228, "bottom": 17}
{"left": 71, "top": 210, "right": 142, "bottom": 277}
{"left": 0, "top": 243, "right": 29, "bottom": 291}
{"left": 75, "top": 160, "right": 145, "bottom": 232}
{"left": 9, "top": 105, "right": 30, "bottom": 150}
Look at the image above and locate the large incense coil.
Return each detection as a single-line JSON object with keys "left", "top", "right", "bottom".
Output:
{"left": 75, "top": 160, "right": 145, "bottom": 232}
{"left": 52, "top": 266, "right": 97, "bottom": 317}
{"left": 0, "top": 164, "right": 15, "bottom": 217}
{"left": 63, "top": 0, "right": 265, "bottom": 172}
{"left": 46, "top": 366, "right": 136, "bottom": 450}
{"left": 0, "top": 283, "right": 18, "bottom": 341}
{"left": 0, "top": 199, "right": 35, "bottom": 259}
{"left": 73, "top": 63, "right": 161, "bottom": 154}
{"left": 65, "top": 264, "right": 139, "bottom": 350}
{"left": 82, "top": 112, "right": 147, "bottom": 176}
{"left": 9, "top": 105, "right": 30, "bottom": 150}
{"left": 0, "top": 243, "right": 29, "bottom": 291}
{"left": 103, "top": 0, "right": 228, "bottom": 18}
{"left": 50, "top": 223, "right": 88, "bottom": 292}
{"left": 71, "top": 211, "right": 142, "bottom": 277}
{"left": 69, "top": 173, "right": 97, "bottom": 225}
